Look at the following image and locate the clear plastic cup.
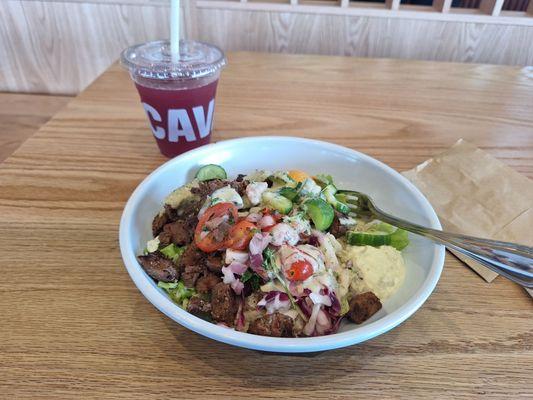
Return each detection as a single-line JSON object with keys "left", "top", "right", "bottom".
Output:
{"left": 121, "top": 40, "right": 226, "bottom": 158}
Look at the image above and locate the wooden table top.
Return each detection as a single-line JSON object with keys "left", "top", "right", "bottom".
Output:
{"left": 0, "top": 93, "right": 71, "bottom": 163}
{"left": 1, "top": 52, "right": 532, "bottom": 399}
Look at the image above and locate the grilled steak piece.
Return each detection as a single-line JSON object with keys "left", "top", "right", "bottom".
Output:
{"left": 248, "top": 313, "right": 294, "bottom": 337}
{"left": 158, "top": 220, "right": 192, "bottom": 246}
{"left": 186, "top": 296, "right": 212, "bottom": 319}
{"left": 210, "top": 283, "right": 238, "bottom": 325}
{"left": 178, "top": 244, "right": 205, "bottom": 270}
{"left": 195, "top": 273, "right": 221, "bottom": 293}
{"left": 347, "top": 292, "right": 382, "bottom": 324}
{"left": 152, "top": 212, "right": 169, "bottom": 237}
{"left": 329, "top": 211, "right": 347, "bottom": 238}
{"left": 181, "top": 264, "right": 206, "bottom": 288}
{"left": 205, "top": 253, "right": 224, "bottom": 273}
{"left": 164, "top": 198, "right": 202, "bottom": 222}
{"left": 137, "top": 252, "right": 178, "bottom": 282}
{"left": 191, "top": 180, "right": 228, "bottom": 201}
{"left": 229, "top": 180, "right": 247, "bottom": 196}
{"left": 212, "top": 221, "right": 232, "bottom": 243}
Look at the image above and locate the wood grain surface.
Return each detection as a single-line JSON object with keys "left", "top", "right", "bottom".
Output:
{"left": 2, "top": 0, "right": 533, "bottom": 94}
{"left": 0, "top": 52, "right": 532, "bottom": 399}
{"left": 0, "top": 93, "right": 71, "bottom": 162}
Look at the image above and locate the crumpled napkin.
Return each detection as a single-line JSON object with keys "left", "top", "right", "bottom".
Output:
{"left": 402, "top": 139, "right": 532, "bottom": 295}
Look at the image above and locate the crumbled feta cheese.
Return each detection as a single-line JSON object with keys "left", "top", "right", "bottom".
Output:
{"left": 339, "top": 216, "right": 357, "bottom": 226}
{"left": 299, "top": 178, "right": 322, "bottom": 197}
{"left": 225, "top": 249, "right": 249, "bottom": 264}
{"left": 146, "top": 237, "right": 160, "bottom": 253}
{"left": 270, "top": 223, "right": 300, "bottom": 246}
{"left": 283, "top": 212, "right": 312, "bottom": 235}
{"left": 211, "top": 185, "right": 244, "bottom": 209}
{"left": 246, "top": 181, "right": 268, "bottom": 205}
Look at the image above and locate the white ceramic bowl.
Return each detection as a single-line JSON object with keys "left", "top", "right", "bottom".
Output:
{"left": 119, "top": 136, "right": 445, "bottom": 353}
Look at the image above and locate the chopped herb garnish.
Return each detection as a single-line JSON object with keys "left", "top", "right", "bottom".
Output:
{"left": 241, "top": 270, "right": 261, "bottom": 292}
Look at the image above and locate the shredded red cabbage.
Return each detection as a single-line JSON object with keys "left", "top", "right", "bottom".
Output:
{"left": 249, "top": 232, "right": 271, "bottom": 255}
{"left": 228, "top": 261, "right": 248, "bottom": 275}
{"left": 245, "top": 212, "right": 262, "bottom": 223}
{"left": 249, "top": 253, "right": 268, "bottom": 280}
{"left": 234, "top": 295, "right": 246, "bottom": 331}
{"left": 257, "top": 291, "right": 290, "bottom": 314}
{"left": 308, "top": 235, "right": 320, "bottom": 247}
{"left": 257, "top": 215, "right": 276, "bottom": 229}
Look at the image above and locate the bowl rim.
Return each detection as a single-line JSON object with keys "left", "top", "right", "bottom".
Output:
{"left": 119, "top": 136, "right": 445, "bottom": 353}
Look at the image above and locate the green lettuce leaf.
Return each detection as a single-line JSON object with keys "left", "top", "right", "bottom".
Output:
{"left": 160, "top": 244, "right": 185, "bottom": 263}
{"left": 157, "top": 280, "right": 196, "bottom": 307}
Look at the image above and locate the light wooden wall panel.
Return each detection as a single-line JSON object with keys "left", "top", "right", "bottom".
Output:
{"left": 196, "top": 8, "right": 533, "bottom": 65}
{"left": 1, "top": 0, "right": 533, "bottom": 94}
{"left": 0, "top": 0, "right": 171, "bottom": 94}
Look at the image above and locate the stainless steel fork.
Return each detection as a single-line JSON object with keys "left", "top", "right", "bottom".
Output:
{"left": 337, "top": 189, "right": 533, "bottom": 288}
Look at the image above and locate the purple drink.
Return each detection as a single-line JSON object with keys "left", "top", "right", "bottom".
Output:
{"left": 121, "top": 40, "right": 226, "bottom": 158}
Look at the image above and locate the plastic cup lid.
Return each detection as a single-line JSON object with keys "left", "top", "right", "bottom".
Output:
{"left": 121, "top": 40, "right": 226, "bottom": 80}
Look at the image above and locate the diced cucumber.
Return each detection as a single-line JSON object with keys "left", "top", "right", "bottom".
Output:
{"left": 313, "top": 174, "right": 334, "bottom": 188}
{"left": 195, "top": 164, "right": 227, "bottom": 181}
{"left": 389, "top": 229, "right": 409, "bottom": 250}
{"left": 279, "top": 187, "right": 299, "bottom": 201}
{"left": 268, "top": 172, "right": 297, "bottom": 189}
{"left": 367, "top": 222, "right": 396, "bottom": 234}
{"left": 347, "top": 225, "right": 410, "bottom": 250}
{"left": 334, "top": 202, "right": 350, "bottom": 214}
{"left": 322, "top": 184, "right": 350, "bottom": 215}
{"left": 262, "top": 191, "right": 293, "bottom": 215}
{"left": 346, "top": 231, "right": 391, "bottom": 247}
{"left": 304, "top": 198, "right": 334, "bottom": 231}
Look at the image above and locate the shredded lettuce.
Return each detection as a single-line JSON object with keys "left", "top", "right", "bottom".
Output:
{"left": 160, "top": 244, "right": 185, "bottom": 263}
{"left": 158, "top": 280, "right": 196, "bottom": 307}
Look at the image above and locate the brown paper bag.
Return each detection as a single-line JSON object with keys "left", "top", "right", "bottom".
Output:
{"left": 402, "top": 139, "right": 533, "bottom": 284}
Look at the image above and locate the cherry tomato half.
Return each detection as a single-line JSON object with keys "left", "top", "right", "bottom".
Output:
{"left": 285, "top": 260, "right": 314, "bottom": 281}
{"left": 226, "top": 220, "right": 258, "bottom": 250}
{"left": 195, "top": 202, "right": 238, "bottom": 252}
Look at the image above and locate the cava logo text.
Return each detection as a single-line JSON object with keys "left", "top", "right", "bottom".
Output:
{"left": 142, "top": 99, "right": 215, "bottom": 142}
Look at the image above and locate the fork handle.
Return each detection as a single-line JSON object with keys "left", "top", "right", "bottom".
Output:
{"left": 372, "top": 210, "right": 533, "bottom": 288}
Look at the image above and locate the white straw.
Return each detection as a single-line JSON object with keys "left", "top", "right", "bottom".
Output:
{"left": 170, "top": 0, "right": 180, "bottom": 62}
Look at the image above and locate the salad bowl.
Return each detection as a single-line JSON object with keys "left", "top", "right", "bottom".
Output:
{"left": 119, "top": 136, "right": 445, "bottom": 353}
